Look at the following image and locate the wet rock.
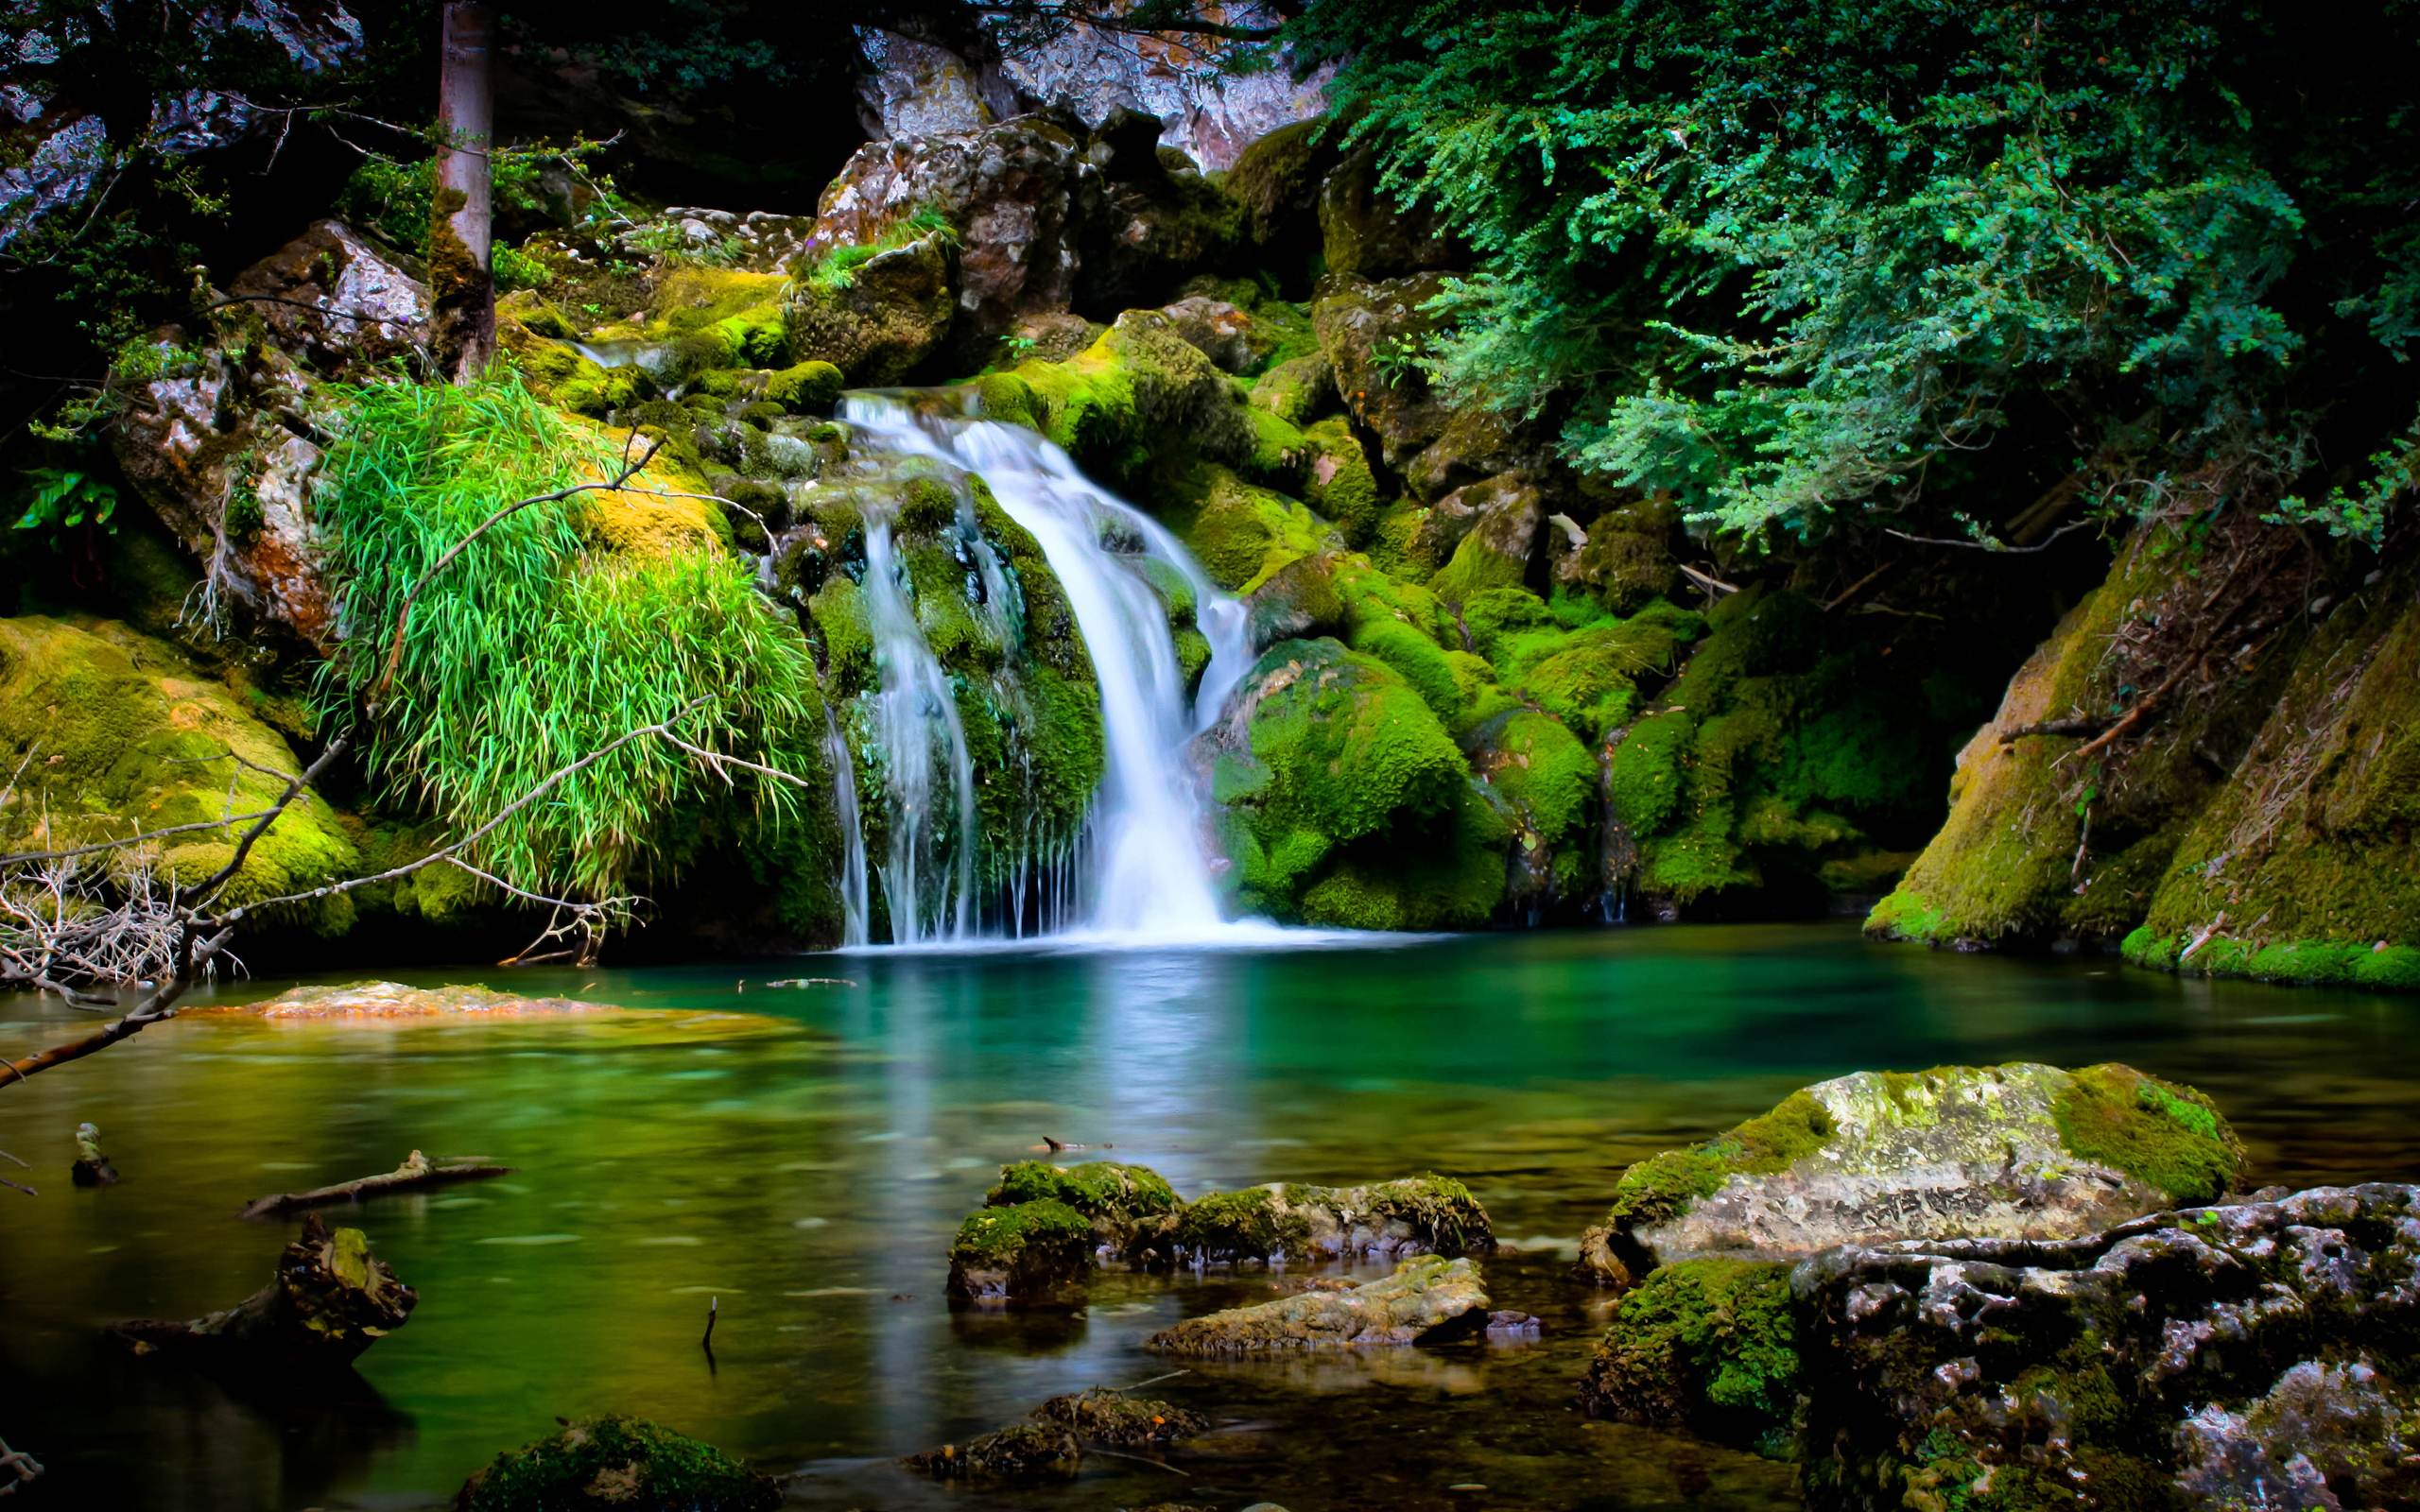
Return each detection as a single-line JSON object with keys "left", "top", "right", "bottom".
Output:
{"left": 1159, "top": 296, "right": 1278, "bottom": 374}
{"left": 1312, "top": 274, "right": 1455, "bottom": 469}
{"left": 1076, "top": 134, "right": 1246, "bottom": 316}
{"left": 814, "top": 114, "right": 1099, "bottom": 347}
{"left": 1578, "top": 1257, "right": 1800, "bottom": 1447}
{"left": 1796, "top": 1184, "right": 2420, "bottom": 1512}
{"left": 1032, "top": 1387, "right": 1208, "bottom": 1446}
{"left": 1319, "top": 146, "right": 1471, "bottom": 281}
{"left": 947, "top": 1199, "right": 1094, "bottom": 1307}
{"left": 901, "top": 1422, "right": 1081, "bottom": 1483}
{"left": 1427, "top": 473, "right": 1546, "bottom": 607}
{"left": 855, "top": 28, "right": 1004, "bottom": 139}
{"left": 1575, "top": 1062, "right": 2247, "bottom": 1287}
{"left": 1145, "top": 1255, "right": 1488, "bottom": 1355}
{"left": 112, "top": 218, "right": 428, "bottom": 647}
{"left": 781, "top": 233, "right": 958, "bottom": 386}
{"left": 1404, "top": 407, "right": 1540, "bottom": 505}
{"left": 1485, "top": 1310, "right": 1543, "bottom": 1339}
{"left": 983, "top": 1160, "right": 1184, "bottom": 1258}
{"left": 1250, "top": 352, "right": 1338, "bottom": 427}
{"left": 1563, "top": 500, "right": 1682, "bottom": 615}
{"left": 457, "top": 1415, "right": 778, "bottom": 1511}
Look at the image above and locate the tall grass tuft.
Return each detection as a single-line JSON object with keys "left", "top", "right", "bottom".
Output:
{"left": 314, "top": 369, "right": 826, "bottom": 904}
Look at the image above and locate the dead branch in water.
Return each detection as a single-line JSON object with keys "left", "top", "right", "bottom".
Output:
{"left": 237, "top": 1150, "right": 514, "bottom": 1220}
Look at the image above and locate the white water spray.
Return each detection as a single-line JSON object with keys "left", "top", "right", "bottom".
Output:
{"left": 837, "top": 395, "right": 1254, "bottom": 943}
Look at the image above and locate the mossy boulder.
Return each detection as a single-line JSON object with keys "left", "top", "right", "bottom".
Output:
{"left": 1167, "top": 1175, "right": 1494, "bottom": 1264}
{"left": 1145, "top": 1255, "right": 1488, "bottom": 1355}
{"left": 1222, "top": 118, "right": 1342, "bottom": 294}
{"left": 1578, "top": 1257, "right": 1800, "bottom": 1453}
{"left": 1311, "top": 273, "right": 1455, "bottom": 471}
{"left": 1403, "top": 406, "right": 1537, "bottom": 505}
{"left": 1298, "top": 416, "right": 1380, "bottom": 547}
{"left": 1796, "top": 1183, "right": 2420, "bottom": 1512}
{"left": 946, "top": 1199, "right": 1094, "bottom": 1307}
{"left": 763, "top": 360, "right": 843, "bottom": 413}
{"left": 1576, "top": 1062, "right": 2246, "bottom": 1286}
{"left": 1160, "top": 464, "right": 1340, "bottom": 595}
{"left": 1463, "top": 707, "right": 1597, "bottom": 915}
{"left": 0, "top": 615, "right": 359, "bottom": 927}
{"left": 781, "top": 233, "right": 957, "bottom": 385}
{"left": 1426, "top": 473, "right": 1545, "bottom": 607}
{"left": 1195, "top": 637, "right": 1472, "bottom": 919}
{"left": 1250, "top": 352, "right": 1339, "bottom": 427}
{"left": 1154, "top": 295, "right": 1276, "bottom": 374}
{"left": 998, "top": 311, "right": 1255, "bottom": 479}
{"left": 456, "top": 1415, "right": 778, "bottom": 1511}
{"left": 985, "top": 1160, "right": 1182, "bottom": 1256}
{"left": 1318, "top": 146, "right": 1471, "bottom": 282}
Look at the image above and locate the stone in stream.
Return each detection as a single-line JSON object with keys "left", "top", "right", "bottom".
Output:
{"left": 1161, "top": 1175, "right": 1495, "bottom": 1263}
{"left": 1031, "top": 1386, "right": 1208, "bottom": 1446}
{"left": 900, "top": 1422, "right": 1082, "bottom": 1483}
{"left": 1792, "top": 1184, "right": 2420, "bottom": 1512}
{"left": 456, "top": 1415, "right": 778, "bottom": 1511}
{"left": 1144, "top": 1255, "right": 1488, "bottom": 1355}
{"left": 946, "top": 1160, "right": 1182, "bottom": 1306}
{"left": 1574, "top": 1061, "right": 2247, "bottom": 1286}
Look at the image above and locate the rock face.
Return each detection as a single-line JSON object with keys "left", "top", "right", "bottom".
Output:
{"left": 1576, "top": 1063, "right": 2247, "bottom": 1285}
{"left": 458, "top": 1416, "right": 779, "bottom": 1512}
{"left": 1795, "top": 1185, "right": 2420, "bottom": 1512}
{"left": 112, "top": 218, "right": 430, "bottom": 649}
{"left": 1145, "top": 1256, "right": 1489, "bottom": 1355}
{"left": 1870, "top": 511, "right": 2420, "bottom": 990}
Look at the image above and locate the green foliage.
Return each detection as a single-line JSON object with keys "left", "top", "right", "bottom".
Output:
{"left": 797, "top": 206, "right": 958, "bottom": 293}
{"left": 9, "top": 468, "right": 119, "bottom": 544}
{"left": 2051, "top": 1063, "right": 2246, "bottom": 1205}
{"left": 1291, "top": 0, "right": 2420, "bottom": 537}
{"left": 492, "top": 244, "right": 553, "bottom": 295}
{"left": 313, "top": 369, "right": 823, "bottom": 904}
{"left": 2269, "top": 403, "right": 2418, "bottom": 545}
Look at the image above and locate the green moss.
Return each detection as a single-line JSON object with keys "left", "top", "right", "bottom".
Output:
{"left": 986, "top": 1160, "right": 1181, "bottom": 1222}
{"left": 1580, "top": 1257, "right": 1801, "bottom": 1446}
{"left": 1868, "top": 887, "right": 1952, "bottom": 944}
{"left": 1241, "top": 404, "right": 1313, "bottom": 493}
{"left": 1159, "top": 464, "right": 1340, "bottom": 593}
{"left": 0, "top": 616, "right": 360, "bottom": 929}
{"left": 458, "top": 1415, "right": 778, "bottom": 1512}
{"left": 1249, "top": 352, "right": 1337, "bottom": 426}
{"left": 1364, "top": 1175, "right": 1491, "bottom": 1256}
{"left": 1175, "top": 1187, "right": 1314, "bottom": 1261}
{"left": 2051, "top": 1063, "right": 2246, "bottom": 1204}
{"left": 975, "top": 371, "right": 1040, "bottom": 430}
{"left": 950, "top": 1199, "right": 1091, "bottom": 1268}
{"left": 765, "top": 361, "right": 843, "bottom": 413}
{"left": 1348, "top": 616, "right": 1461, "bottom": 720}
{"left": 1428, "top": 512, "right": 1533, "bottom": 606}
{"left": 1297, "top": 782, "right": 1510, "bottom": 930}
{"left": 1475, "top": 709, "right": 1595, "bottom": 845}
{"left": 1605, "top": 1090, "right": 1835, "bottom": 1227}
{"left": 1299, "top": 417, "right": 1380, "bottom": 546}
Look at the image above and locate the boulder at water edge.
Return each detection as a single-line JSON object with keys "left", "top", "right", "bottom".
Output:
{"left": 947, "top": 1160, "right": 1181, "bottom": 1306}
{"left": 456, "top": 1416, "right": 778, "bottom": 1512}
{"left": 1145, "top": 1255, "right": 1488, "bottom": 1355}
{"left": 1575, "top": 1062, "right": 2247, "bottom": 1285}
{"left": 1797, "top": 1184, "right": 2420, "bottom": 1512}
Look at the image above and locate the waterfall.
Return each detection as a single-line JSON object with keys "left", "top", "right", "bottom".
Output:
{"left": 833, "top": 394, "right": 1254, "bottom": 944}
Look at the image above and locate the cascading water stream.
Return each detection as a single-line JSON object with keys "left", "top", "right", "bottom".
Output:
{"left": 837, "top": 393, "right": 1253, "bottom": 943}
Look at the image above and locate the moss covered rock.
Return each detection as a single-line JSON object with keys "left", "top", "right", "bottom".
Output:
{"left": 901, "top": 1422, "right": 1081, "bottom": 1484}
{"left": 1222, "top": 118, "right": 1341, "bottom": 294}
{"left": 457, "top": 1415, "right": 778, "bottom": 1511}
{"left": 763, "top": 360, "right": 843, "bottom": 413}
{"left": 985, "top": 1160, "right": 1182, "bottom": 1257}
{"left": 1795, "top": 1183, "right": 2420, "bottom": 1512}
{"left": 996, "top": 311, "right": 1255, "bottom": 480}
{"left": 1318, "top": 146, "right": 1471, "bottom": 282}
{"left": 1161, "top": 464, "right": 1340, "bottom": 595}
{"left": 1311, "top": 274, "right": 1455, "bottom": 470}
{"left": 1426, "top": 472, "right": 1545, "bottom": 607}
{"left": 946, "top": 1199, "right": 1094, "bottom": 1307}
{"left": 1167, "top": 1175, "right": 1494, "bottom": 1264}
{"left": 1578, "top": 1257, "right": 1800, "bottom": 1452}
{"left": 1576, "top": 1062, "right": 2245, "bottom": 1286}
{"left": 1250, "top": 352, "right": 1339, "bottom": 428}
{"left": 781, "top": 233, "right": 956, "bottom": 385}
{"left": 0, "top": 615, "right": 359, "bottom": 927}
{"left": 1032, "top": 1388, "right": 1208, "bottom": 1448}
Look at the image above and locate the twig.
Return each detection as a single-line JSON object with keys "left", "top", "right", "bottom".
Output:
{"left": 1884, "top": 519, "right": 2096, "bottom": 554}
{"left": 1084, "top": 1447, "right": 1188, "bottom": 1476}
{"left": 237, "top": 1150, "right": 514, "bottom": 1219}
{"left": 1676, "top": 563, "right": 1740, "bottom": 595}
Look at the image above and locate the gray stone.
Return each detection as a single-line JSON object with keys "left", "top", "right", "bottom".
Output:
{"left": 1145, "top": 1256, "right": 1488, "bottom": 1355}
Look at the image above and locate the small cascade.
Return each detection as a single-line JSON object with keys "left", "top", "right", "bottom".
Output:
{"left": 821, "top": 706, "right": 872, "bottom": 947}
{"left": 856, "top": 511, "right": 981, "bottom": 943}
{"left": 830, "top": 393, "right": 1253, "bottom": 943}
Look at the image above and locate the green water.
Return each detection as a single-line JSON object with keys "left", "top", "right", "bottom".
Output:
{"left": 2, "top": 921, "right": 2415, "bottom": 1511}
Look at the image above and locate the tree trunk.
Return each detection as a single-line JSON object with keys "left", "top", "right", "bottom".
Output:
{"left": 431, "top": 1, "right": 497, "bottom": 382}
{"left": 113, "top": 1214, "right": 418, "bottom": 1374}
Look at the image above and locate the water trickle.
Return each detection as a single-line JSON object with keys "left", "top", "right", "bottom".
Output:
{"left": 837, "top": 394, "right": 1254, "bottom": 943}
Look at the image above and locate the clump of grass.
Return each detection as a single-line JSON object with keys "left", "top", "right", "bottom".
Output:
{"left": 799, "top": 205, "right": 957, "bottom": 293}
{"left": 314, "top": 369, "right": 822, "bottom": 903}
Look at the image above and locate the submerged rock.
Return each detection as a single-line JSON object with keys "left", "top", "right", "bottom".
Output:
{"left": 1144, "top": 1255, "right": 1488, "bottom": 1355}
{"left": 198, "top": 982, "right": 621, "bottom": 1020}
{"left": 901, "top": 1422, "right": 1081, "bottom": 1483}
{"left": 1031, "top": 1387, "right": 1208, "bottom": 1447}
{"left": 1796, "top": 1184, "right": 2420, "bottom": 1512}
{"left": 1576, "top": 1062, "right": 2246, "bottom": 1285}
{"left": 456, "top": 1415, "right": 778, "bottom": 1512}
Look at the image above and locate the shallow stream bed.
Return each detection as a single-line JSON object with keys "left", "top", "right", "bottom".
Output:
{"left": 3, "top": 920, "right": 2416, "bottom": 1510}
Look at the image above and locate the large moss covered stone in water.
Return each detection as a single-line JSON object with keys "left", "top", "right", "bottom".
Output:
{"left": 0, "top": 615, "right": 358, "bottom": 929}
{"left": 1794, "top": 1184, "right": 2420, "bottom": 1512}
{"left": 457, "top": 1415, "right": 777, "bottom": 1511}
{"left": 1144, "top": 1255, "right": 1488, "bottom": 1355}
{"left": 982, "top": 1160, "right": 1183, "bottom": 1258}
{"left": 947, "top": 1199, "right": 1094, "bottom": 1306}
{"left": 1575, "top": 1062, "right": 2245, "bottom": 1286}
{"left": 1165, "top": 1176, "right": 1495, "bottom": 1264}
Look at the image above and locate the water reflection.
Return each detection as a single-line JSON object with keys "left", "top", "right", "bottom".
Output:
{"left": 0, "top": 921, "right": 2413, "bottom": 1509}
